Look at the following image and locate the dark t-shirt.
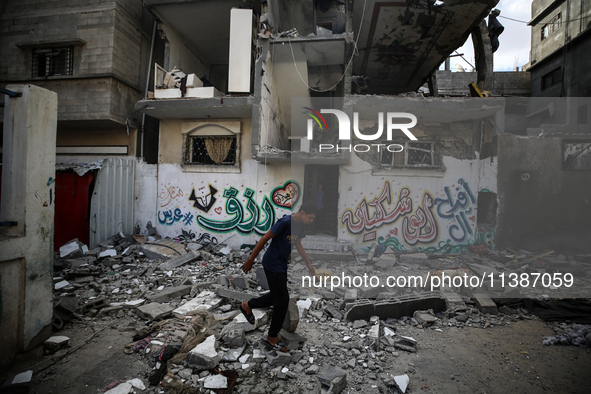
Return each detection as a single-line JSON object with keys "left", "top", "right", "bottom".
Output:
{"left": 262, "top": 215, "right": 306, "bottom": 273}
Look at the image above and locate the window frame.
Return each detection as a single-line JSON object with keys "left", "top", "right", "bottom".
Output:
{"left": 541, "top": 13, "right": 562, "bottom": 41}
{"left": 541, "top": 67, "right": 561, "bottom": 91}
{"left": 31, "top": 46, "right": 74, "bottom": 77}
{"left": 181, "top": 121, "right": 242, "bottom": 173}
{"left": 379, "top": 141, "right": 439, "bottom": 169}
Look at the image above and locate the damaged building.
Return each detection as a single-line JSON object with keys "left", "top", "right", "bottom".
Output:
{"left": 1, "top": 0, "right": 591, "bottom": 384}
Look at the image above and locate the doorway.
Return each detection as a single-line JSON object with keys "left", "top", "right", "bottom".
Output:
{"left": 303, "top": 165, "right": 339, "bottom": 236}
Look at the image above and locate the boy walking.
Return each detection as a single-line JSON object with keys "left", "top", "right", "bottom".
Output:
{"left": 239, "top": 202, "right": 317, "bottom": 352}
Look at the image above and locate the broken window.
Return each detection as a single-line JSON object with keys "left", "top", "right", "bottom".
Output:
{"left": 541, "top": 13, "right": 561, "bottom": 40}
{"left": 563, "top": 140, "right": 591, "bottom": 170}
{"left": 380, "top": 142, "right": 438, "bottom": 168}
{"left": 541, "top": 67, "right": 561, "bottom": 91}
{"left": 32, "top": 47, "right": 73, "bottom": 77}
{"left": 185, "top": 135, "right": 237, "bottom": 166}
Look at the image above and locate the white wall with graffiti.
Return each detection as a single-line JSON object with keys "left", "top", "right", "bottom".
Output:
{"left": 337, "top": 153, "right": 498, "bottom": 254}
{"left": 154, "top": 163, "right": 304, "bottom": 247}
{"left": 133, "top": 118, "right": 306, "bottom": 248}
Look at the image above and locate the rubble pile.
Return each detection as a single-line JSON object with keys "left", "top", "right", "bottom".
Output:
{"left": 33, "top": 234, "right": 591, "bottom": 393}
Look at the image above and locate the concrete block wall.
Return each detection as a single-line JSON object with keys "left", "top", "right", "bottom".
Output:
{"left": 0, "top": 0, "right": 152, "bottom": 123}
{"left": 434, "top": 71, "right": 531, "bottom": 96}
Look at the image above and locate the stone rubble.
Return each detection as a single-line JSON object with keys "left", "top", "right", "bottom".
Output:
{"left": 32, "top": 231, "right": 591, "bottom": 393}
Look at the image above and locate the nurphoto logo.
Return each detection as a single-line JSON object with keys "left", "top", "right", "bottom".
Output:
{"left": 303, "top": 108, "right": 418, "bottom": 153}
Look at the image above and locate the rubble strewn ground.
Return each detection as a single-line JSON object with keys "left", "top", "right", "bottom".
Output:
{"left": 2, "top": 232, "right": 591, "bottom": 393}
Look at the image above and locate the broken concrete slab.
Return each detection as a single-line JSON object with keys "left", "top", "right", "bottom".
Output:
{"left": 221, "top": 328, "right": 246, "bottom": 348}
{"left": 141, "top": 239, "right": 186, "bottom": 260}
{"left": 471, "top": 292, "right": 498, "bottom": 314}
{"left": 173, "top": 290, "right": 221, "bottom": 317}
{"left": 233, "top": 276, "right": 250, "bottom": 290}
{"left": 215, "top": 288, "right": 256, "bottom": 302}
{"left": 344, "top": 289, "right": 358, "bottom": 302}
{"left": 44, "top": 336, "right": 70, "bottom": 351}
{"left": 136, "top": 303, "right": 174, "bottom": 320}
{"left": 186, "top": 335, "right": 221, "bottom": 370}
{"left": 59, "top": 239, "right": 85, "bottom": 259}
{"left": 344, "top": 300, "right": 375, "bottom": 321}
{"left": 324, "top": 304, "right": 344, "bottom": 320}
{"left": 158, "top": 250, "right": 201, "bottom": 270}
{"left": 318, "top": 367, "right": 347, "bottom": 394}
{"left": 374, "top": 293, "right": 446, "bottom": 320}
{"left": 255, "top": 267, "right": 269, "bottom": 290}
{"left": 413, "top": 309, "right": 439, "bottom": 326}
{"left": 394, "top": 374, "right": 410, "bottom": 393}
{"left": 104, "top": 382, "right": 132, "bottom": 394}
{"left": 282, "top": 298, "right": 300, "bottom": 332}
{"left": 394, "top": 336, "right": 417, "bottom": 353}
{"left": 204, "top": 374, "right": 228, "bottom": 389}
{"left": 148, "top": 285, "right": 192, "bottom": 303}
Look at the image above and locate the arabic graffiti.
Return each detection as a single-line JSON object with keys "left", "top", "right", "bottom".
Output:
{"left": 158, "top": 208, "right": 194, "bottom": 226}
{"left": 159, "top": 185, "right": 184, "bottom": 207}
{"left": 434, "top": 179, "right": 477, "bottom": 243}
{"left": 402, "top": 192, "right": 438, "bottom": 246}
{"left": 343, "top": 178, "right": 488, "bottom": 253}
{"left": 341, "top": 181, "right": 413, "bottom": 234}
{"left": 271, "top": 181, "right": 301, "bottom": 210}
{"left": 196, "top": 187, "right": 276, "bottom": 235}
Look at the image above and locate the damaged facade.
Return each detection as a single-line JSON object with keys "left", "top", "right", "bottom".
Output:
{"left": 135, "top": 0, "right": 504, "bottom": 254}
{"left": 1, "top": 0, "right": 591, "bottom": 376}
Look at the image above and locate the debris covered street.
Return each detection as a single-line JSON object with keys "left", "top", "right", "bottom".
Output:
{"left": 2, "top": 233, "right": 590, "bottom": 393}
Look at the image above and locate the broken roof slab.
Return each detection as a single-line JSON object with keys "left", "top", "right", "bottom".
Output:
{"left": 352, "top": 0, "right": 499, "bottom": 94}
{"left": 135, "top": 96, "right": 258, "bottom": 120}
{"left": 345, "top": 95, "right": 505, "bottom": 124}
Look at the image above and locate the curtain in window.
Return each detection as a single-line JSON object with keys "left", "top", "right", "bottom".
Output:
{"left": 204, "top": 137, "right": 233, "bottom": 164}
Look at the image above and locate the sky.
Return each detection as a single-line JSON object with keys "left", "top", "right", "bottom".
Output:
{"left": 447, "top": 0, "right": 533, "bottom": 72}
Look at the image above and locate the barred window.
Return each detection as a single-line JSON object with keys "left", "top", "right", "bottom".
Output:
{"left": 185, "top": 135, "right": 237, "bottom": 165}
{"left": 541, "top": 13, "right": 561, "bottom": 40}
{"left": 541, "top": 67, "right": 561, "bottom": 91}
{"left": 32, "top": 47, "right": 73, "bottom": 77}
{"left": 380, "top": 141, "right": 438, "bottom": 168}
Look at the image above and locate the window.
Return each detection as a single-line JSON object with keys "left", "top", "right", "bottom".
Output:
{"left": 185, "top": 135, "right": 237, "bottom": 165}
{"left": 32, "top": 47, "right": 73, "bottom": 77}
{"left": 563, "top": 140, "right": 591, "bottom": 170}
{"left": 541, "top": 13, "right": 561, "bottom": 40}
{"left": 380, "top": 141, "right": 438, "bottom": 168}
{"left": 541, "top": 67, "right": 561, "bottom": 91}
{"left": 181, "top": 121, "right": 241, "bottom": 173}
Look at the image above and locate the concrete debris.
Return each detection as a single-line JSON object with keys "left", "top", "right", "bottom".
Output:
{"left": 186, "top": 335, "right": 221, "bottom": 370}
{"left": 203, "top": 374, "right": 228, "bottom": 389}
{"left": 44, "top": 336, "right": 70, "bottom": 352}
{"left": 394, "top": 374, "right": 410, "bottom": 393}
{"left": 221, "top": 328, "right": 246, "bottom": 348}
{"left": 46, "top": 231, "right": 585, "bottom": 393}
{"left": 11, "top": 370, "right": 33, "bottom": 385}
{"left": 394, "top": 336, "right": 417, "bottom": 353}
{"left": 318, "top": 367, "right": 347, "bottom": 394}
{"left": 59, "top": 239, "right": 86, "bottom": 259}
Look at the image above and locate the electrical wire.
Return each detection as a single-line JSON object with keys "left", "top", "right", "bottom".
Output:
{"left": 498, "top": 13, "right": 591, "bottom": 24}
{"left": 287, "top": 0, "right": 368, "bottom": 93}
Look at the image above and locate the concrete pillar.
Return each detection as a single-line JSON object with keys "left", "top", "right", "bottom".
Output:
{"left": 471, "top": 20, "right": 494, "bottom": 91}
{"left": 0, "top": 84, "right": 57, "bottom": 369}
